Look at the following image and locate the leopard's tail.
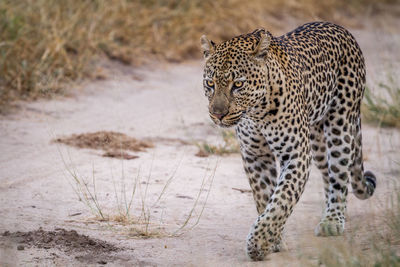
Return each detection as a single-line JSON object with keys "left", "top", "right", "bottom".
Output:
{"left": 350, "top": 116, "right": 377, "bottom": 200}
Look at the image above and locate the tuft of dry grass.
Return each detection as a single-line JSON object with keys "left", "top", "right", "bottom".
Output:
{"left": 1, "top": 0, "right": 398, "bottom": 111}
{"left": 195, "top": 129, "right": 240, "bottom": 157}
{"left": 57, "top": 141, "right": 216, "bottom": 237}
{"left": 299, "top": 176, "right": 400, "bottom": 266}
{"left": 362, "top": 75, "right": 400, "bottom": 128}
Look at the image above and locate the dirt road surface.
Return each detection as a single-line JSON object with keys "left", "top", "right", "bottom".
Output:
{"left": 0, "top": 29, "right": 399, "bottom": 266}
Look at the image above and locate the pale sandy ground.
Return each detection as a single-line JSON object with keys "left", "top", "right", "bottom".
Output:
{"left": 0, "top": 28, "right": 399, "bottom": 266}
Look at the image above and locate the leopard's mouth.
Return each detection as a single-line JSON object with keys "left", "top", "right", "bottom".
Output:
{"left": 209, "top": 111, "right": 245, "bottom": 128}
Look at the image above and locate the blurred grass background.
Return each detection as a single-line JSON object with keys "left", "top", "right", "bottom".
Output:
{"left": 363, "top": 77, "right": 400, "bottom": 128}
{"left": 0, "top": 0, "right": 399, "bottom": 113}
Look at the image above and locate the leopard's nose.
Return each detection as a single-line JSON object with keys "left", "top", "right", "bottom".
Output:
{"left": 211, "top": 111, "right": 227, "bottom": 120}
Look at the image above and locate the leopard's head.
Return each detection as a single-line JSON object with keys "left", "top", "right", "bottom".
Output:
{"left": 201, "top": 29, "right": 271, "bottom": 127}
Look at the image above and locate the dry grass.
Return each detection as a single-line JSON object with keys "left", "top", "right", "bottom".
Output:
{"left": 1, "top": 0, "right": 398, "bottom": 111}
{"left": 362, "top": 75, "right": 400, "bottom": 128}
{"left": 57, "top": 141, "right": 216, "bottom": 237}
{"left": 299, "top": 176, "right": 400, "bottom": 266}
{"left": 195, "top": 129, "right": 240, "bottom": 157}
{"left": 53, "top": 131, "right": 154, "bottom": 159}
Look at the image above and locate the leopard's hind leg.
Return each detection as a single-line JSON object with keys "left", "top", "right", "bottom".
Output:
{"left": 314, "top": 107, "right": 352, "bottom": 236}
{"left": 314, "top": 76, "right": 376, "bottom": 236}
{"left": 311, "top": 117, "right": 348, "bottom": 236}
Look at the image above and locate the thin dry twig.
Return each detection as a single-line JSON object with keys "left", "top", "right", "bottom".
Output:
{"left": 232, "top": 187, "right": 252, "bottom": 194}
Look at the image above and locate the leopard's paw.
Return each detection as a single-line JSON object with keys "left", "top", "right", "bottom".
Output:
{"left": 271, "top": 239, "right": 287, "bottom": 252}
{"left": 246, "top": 232, "right": 283, "bottom": 261}
{"left": 246, "top": 233, "right": 267, "bottom": 261}
{"left": 314, "top": 220, "right": 344, "bottom": 236}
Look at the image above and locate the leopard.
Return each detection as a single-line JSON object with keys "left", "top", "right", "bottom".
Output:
{"left": 200, "top": 21, "right": 377, "bottom": 261}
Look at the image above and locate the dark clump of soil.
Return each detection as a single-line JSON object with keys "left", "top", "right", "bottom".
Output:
{"left": 195, "top": 150, "right": 209, "bottom": 158}
{"left": 53, "top": 131, "right": 154, "bottom": 159}
{"left": 2, "top": 228, "right": 119, "bottom": 255}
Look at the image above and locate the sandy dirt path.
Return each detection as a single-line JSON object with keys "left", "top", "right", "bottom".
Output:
{"left": 0, "top": 29, "right": 399, "bottom": 266}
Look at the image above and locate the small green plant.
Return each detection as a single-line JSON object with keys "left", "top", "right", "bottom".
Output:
{"left": 362, "top": 75, "right": 400, "bottom": 128}
{"left": 196, "top": 129, "right": 240, "bottom": 157}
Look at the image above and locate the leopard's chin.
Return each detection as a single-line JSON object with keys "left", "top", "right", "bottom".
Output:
{"left": 219, "top": 122, "right": 235, "bottom": 128}
{"left": 220, "top": 120, "right": 239, "bottom": 128}
{"left": 213, "top": 118, "right": 241, "bottom": 128}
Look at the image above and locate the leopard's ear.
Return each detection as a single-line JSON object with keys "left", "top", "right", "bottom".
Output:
{"left": 200, "top": 35, "right": 215, "bottom": 60}
{"left": 250, "top": 28, "right": 271, "bottom": 59}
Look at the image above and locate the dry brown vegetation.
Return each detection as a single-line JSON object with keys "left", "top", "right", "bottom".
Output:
{"left": 302, "top": 184, "right": 400, "bottom": 266}
{"left": 195, "top": 129, "right": 240, "bottom": 157}
{"left": 54, "top": 131, "right": 153, "bottom": 159}
{"left": 1, "top": 0, "right": 399, "bottom": 111}
{"left": 362, "top": 76, "right": 400, "bottom": 128}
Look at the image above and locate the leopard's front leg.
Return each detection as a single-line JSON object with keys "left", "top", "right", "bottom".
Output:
{"left": 246, "top": 123, "right": 311, "bottom": 261}
{"left": 236, "top": 118, "right": 278, "bottom": 215}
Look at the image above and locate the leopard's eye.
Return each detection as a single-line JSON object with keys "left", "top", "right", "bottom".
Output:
{"left": 206, "top": 80, "right": 215, "bottom": 88}
{"left": 232, "top": 80, "right": 246, "bottom": 92}
{"left": 234, "top": 81, "right": 243, "bottom": 88}
{"left": 203, "top": 79, "right": 215, "bottom": 97}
